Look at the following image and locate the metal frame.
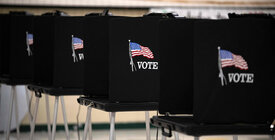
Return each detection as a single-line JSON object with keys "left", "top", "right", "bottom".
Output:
{"left": 6, "top": 86, "right": 15, "bottom": 140}
{"left": 145, "top": 111, "right": 151, "bottom": 140}
{"left": 5, "top": 85, "right": 34, "bottom": 140}
{"left": 109, "top": 112, "right": 116, "bottom": 140}
{"left": 30, "top": 94, "right": 40, "bottom": 140}
{"left": 45, "top": 94, "right": 52, "bottom": 140}
{"left": 82, "top": 106, "right": 92, "bottom": 140}
{"left": 29, "top": 94, "right": 70, "bottom": 140}
{"left": 82, "top": 107, "right": 153, "bottom": 140}
{"left": 61, "top": 96, "right": 70, "bottom": 140}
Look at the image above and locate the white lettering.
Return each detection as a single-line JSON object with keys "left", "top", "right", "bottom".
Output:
{"left": 152, "top": 62, "right": 158, "bottom": 69}
{"left": 147, "top": 62, "right": 153, "bottom": 69}
{"left": 246, "top": 73, "right": 254, "bottom": 83}
{"left": 79, "top": 53, "right": 84, "bottom": 60}
{"left": 142, "top": 62, "right": 148, "bottom": 69}
{"left": 137, "top": 62, "right": 143, "bottom": 69}
{"left": 136, "top": 61, "right": 159, "bottom": 70}
{"left": 228, "top": 73, "right": 234, "bottom": 83}
{"left": 240, "top": 73, "right": 246, "bottom": 83}
{"left": 227, "top": 73, "right": 254, "bottom": 84}
{"left": 233, "top": 73, "right": 240, "bottom": 83}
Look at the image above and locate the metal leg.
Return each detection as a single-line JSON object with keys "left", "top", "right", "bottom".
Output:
{"left": 45, "top": 95, "right": 52, "bottom": 140}
{"left": 83, "top": 107, "right": 92, "bottom": 140}
{"left": 194, "top": 136, "right": 199, "bottom": 140}
{"left": 25, "top": 86, "right": 33, "bottom": 131}
{"left": 270, "top": 135, "right": 274, "bottom": 140}
{"left": 161, "top": 135, "right": 167, "bottom": 140}
{"left": 88, "top": 112, "right": 93, "bottom": 140}
{"left": 52, "top": 96, "right": 59, "bottom": 140}
{"left": 30, "top": 96, "right": 40, "bottom": 140}
{"left": 61, "top": 96, "right": 70, "bottom": 140}
{"left": 6, "top": 86, "right": 15, "bottom": 140}
{"left": 233, "top": 135, "right": 238, "bottom": 140}
{"left": 174, "top": 132, "right": 179, "bottom": 140}
{"left": 14, "top": 86, "right": 20, "bottom": 140}
{"left": 109, "top": 112, "right": 116, "bottom": 140}
{"left": 145, "top": 111, "right": 151, "bottom": 140}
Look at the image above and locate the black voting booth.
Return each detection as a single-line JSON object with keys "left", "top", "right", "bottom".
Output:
{"left": 0, "top": 12, "right": 34, "bottom": 85}
{"left": 83, "top": 16, "right": 161, "bottom": 102}
{"left": 193, "top": 18, "right": 275, "bottom": 124}
{"left": 29, "top": 13, "right": 84, "bottom": 95}
{"left": 0, "top": 12, "right": 35, "bottom": 140}
{"left": 151, "top": 18, "right": 275, "bottom": 138}
{"left": 26, "top": 12, "right": 85, "bottom": 140}
{"left": 78, "top": 14, "right": 169, "bottom": 140}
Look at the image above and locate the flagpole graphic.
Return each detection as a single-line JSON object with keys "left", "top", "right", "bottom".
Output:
{"left": 26, "top": 31, "right": 32, "bottom": 56}
{"left": 218, "top": 46, "right": 227, "bottom": 86}
{"left": 72, "top": 35, "right": 78, "bottom": 63}
{"left": 128, "top": 40, "right": 137, "bottom": 72}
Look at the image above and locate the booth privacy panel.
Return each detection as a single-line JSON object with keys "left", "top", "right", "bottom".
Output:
{"left": 33, "top": 16, "right": 84, "bottom": 89}
{"left": 9, "top": 15, "right": 34, "bottom": 81}
{"left": 0, "top": 14, "right": 34, "bottom": 83}
{"left": 194, "top": 19, "right": 275, "bottom": 124}
{"left": 0, "top": 14, "right": 8, "bottom": 76}
{"left": 109, "top": 17, "right": 160, "bottom": 102}
{"left": 53, "top": 17, "right": 84, "bottom": 88}
{"left": 84, "top": 16, "right": 160, "bottom": 102}
{"left": 84, "top": 16, "right": 112, "bottom": 97}
{"left": 158, "top": 19, "right": 195, "bottom": 114}
{"left": 33, "top": 16, "right": 55, "bottom": 86}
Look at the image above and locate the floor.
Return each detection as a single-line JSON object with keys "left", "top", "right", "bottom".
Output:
{"left": 0, "top": 129, "right": 273, "bottom": 140}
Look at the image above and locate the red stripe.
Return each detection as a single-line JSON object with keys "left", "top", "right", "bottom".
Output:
{"left": 131, "top": 46, "right": 154, "bottom": 59}
{"left": 74, "top": 44, "right": 83, "bottom": 50}
{"left": 221, "top": 54, "right": 248, "bottom": 70}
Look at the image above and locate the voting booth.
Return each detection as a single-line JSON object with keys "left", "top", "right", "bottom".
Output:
{"left": 27, "top": 12, "right": 85, "bottom": 140}
{"left": 84, "top": 16, "right": 161, "bottom": 102}
{"left": 32, "top": 14, "right": 84, "bottom": 92}
{"left": 193, "top": 18, "right": 275, "bottom": 124}
{"left": 151, "top": 18, "right": 275, "bottom": 138}
{"left": 0, "top": 12, "right": 34, "bottom": 84}
{"left": 0, "top": 12, "right": 35, "bottom": 140}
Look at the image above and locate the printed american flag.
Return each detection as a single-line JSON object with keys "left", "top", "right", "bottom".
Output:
{"left": 220, "top": 49, "right": 248, "bottom": 70}
{"left": 72, "top": 37, "right": 84, "bottom": 50}
{"left": 27, "top": 33, "right": 33, "bottom": 45}
{"left": 130, "top": 42, "right": 154, "bottom": 59}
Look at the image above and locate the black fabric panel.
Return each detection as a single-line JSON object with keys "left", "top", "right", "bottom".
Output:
{"left": 0, "top": 14, "right": 6, "bottom": 76}
{"left": 194, "top": 19, "right": 275, "bottom": 124}
{"left": 159, "top": 19, "right": 195, "bottom": 114}
{"left": 1, "top": 15, "right": 11, "bottom": 77}
{"left": 83, "top": 16, "right": 112, "bottom": 97}
{"left": 53, "top": 16, "right": 84, "bottom": 88}
{"left": 9, "top": 15, "right": 34, "bottom": 81}
{"left": 33, "top": 16, "right": 55, "bottom": 86}
{"left": 109, "top": 17, "right": 160, "bottom": 102}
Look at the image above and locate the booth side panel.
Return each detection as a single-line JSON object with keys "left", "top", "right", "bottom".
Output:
{"left": 193, "top": 19, "right": 275, "bottom": 124}
{"left": 9, "top": 15, "right": 34, "bottom": 81}
{"left": 53, "top": 17, "right": 84, "bottom": 88}
{"left": 33, "top": 16, "right": 55, "bottom": 86}
{"left": 84, "top": 17, "right": 110, "bottom": 97}
{"left": 109, "top": 17, "right": 160, "bottom": 102}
